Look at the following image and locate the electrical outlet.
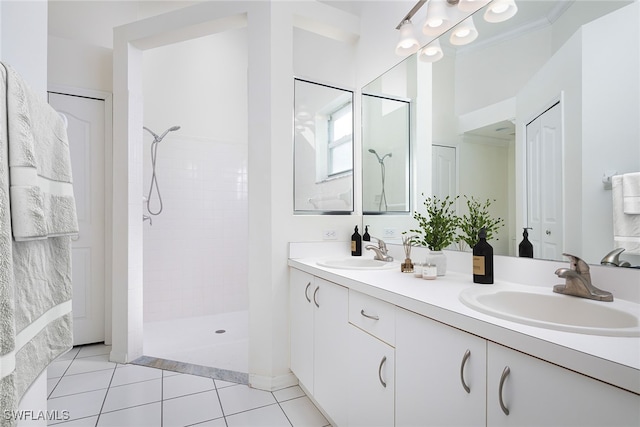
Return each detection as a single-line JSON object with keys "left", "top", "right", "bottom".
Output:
{"left": 384, "top": 228, "right": 396, "bottom": 238}
{"left": 322, "top": 230, "right": 337, "bottom": 240}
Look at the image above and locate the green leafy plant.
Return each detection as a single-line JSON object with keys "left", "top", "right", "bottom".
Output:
{"left": 457, "top": 196, "right": 505, "bottom": 249}
{"left": 407, "top": 194, "right": 459, "bottom": 251}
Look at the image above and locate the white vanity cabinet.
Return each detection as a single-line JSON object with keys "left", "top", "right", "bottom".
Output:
{"left": 395, "top": 307, "right": 486, "bottom": 427}
{"left": 487, "top": 342, "right": 640, "bottom": 427}
{"left": 347, "top": 291, "right": 395, "bottom": 427}
{"left": 289, "top": 269, "right": 349, "bottom": 426}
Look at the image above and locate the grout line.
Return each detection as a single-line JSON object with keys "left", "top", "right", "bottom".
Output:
{"left": 212, "top": 377, "right": 229, "bottom": 427}
{"left": 273, "top": 392, "right": 295, "bottom": 427}
{"left": 93, "top": 364, "right": 117, "bottom": 427}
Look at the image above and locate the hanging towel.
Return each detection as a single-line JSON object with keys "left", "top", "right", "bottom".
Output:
{"left": 4, "top": 64, "right": 78, "bottom": 241}
{"left": 0, "top": 63, "right": 76, "bottom": 427}
{"left": 612, "top": 175, "right": 640, "bottom": 254}
{"left": 622, "top": 172, "right": 640, "bottom": 214}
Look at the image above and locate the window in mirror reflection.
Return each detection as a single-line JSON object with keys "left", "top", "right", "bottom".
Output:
{"left": 294, "top": 78, "right": 354, "bottom": 213}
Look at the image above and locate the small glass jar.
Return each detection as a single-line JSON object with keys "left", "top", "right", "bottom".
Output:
{"left": 422, "top": 263, "right": 437, "bottom": 280}
{"left": 413, "top": 262, "right": 423, "bottom": 278}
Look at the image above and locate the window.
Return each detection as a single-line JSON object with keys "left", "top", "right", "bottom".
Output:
{"left": 327, "top": 102, "right": 353, "bottom": 176}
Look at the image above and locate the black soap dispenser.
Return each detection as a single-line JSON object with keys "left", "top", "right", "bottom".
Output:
{"left": 351, "top": 226, "right": 362, "bottom": 256}
{"left": 363, "top": 225, "right": 371, "bottom": 242}
{"left": 518, "top": 227, "right": 534, "bottom": 258}
{"left": 473, "top": 228, "right": 494, "bottom": 284}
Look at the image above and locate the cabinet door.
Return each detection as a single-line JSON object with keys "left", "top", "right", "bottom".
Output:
{"left": 289, "top": 269, "right": 315, "bottom": 390}
{"left": 348, "top": 325, "right": 395, "bottom": 427}
{"left": 314, "top": 278, "right": 349, "bottom": 427}
{"left": 396, "top": 308, "right": 486, "bottom": 427}
{"left": 487, "top": 342, "right": 640, "bottom": 427}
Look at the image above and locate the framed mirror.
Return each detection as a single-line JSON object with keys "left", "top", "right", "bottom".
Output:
{"left": 362, "top": 93, "right": 411, "bottom": 214}
{"left": 364, "top": 0, "right": 639, "bottom": 265}
{"left": 294, "top": 78, "right": 354, "bottom": 213}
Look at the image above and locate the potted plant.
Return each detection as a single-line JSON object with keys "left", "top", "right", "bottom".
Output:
{"left": 407, "top": 194, "right": 459, "bottom": 276}
{"left": 457, "top": 196, "right": 505, "bottom": 250}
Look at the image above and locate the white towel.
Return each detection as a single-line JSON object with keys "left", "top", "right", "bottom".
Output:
{"left": 4, "top": 63, "right": 78, "bottom": 241}
{"left": 612, "top": 175, "right": 640, "bottom": 254}
{"left": 622, "top": 172, "right": 640, "bottom": 214}
{"left": 0, "top": 63, "right": 74, "bottom": 427}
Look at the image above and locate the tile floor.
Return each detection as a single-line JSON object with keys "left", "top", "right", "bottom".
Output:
{"left": 47, "top": 344, "right": 330, "bottom": 427}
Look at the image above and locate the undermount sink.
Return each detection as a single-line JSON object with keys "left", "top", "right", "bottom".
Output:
{"left": 459, "top": 284, "right": 640, "bottom": 337}
{"left": 316, "top": 258, "right": 397, "bottom": 270}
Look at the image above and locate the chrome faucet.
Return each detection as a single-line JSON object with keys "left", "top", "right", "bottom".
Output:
{"left": 601, "top": 248, "right": 631, "bottom": 267}
{"left": 553, "top": 253, "right": 613, "bottom": 302}
{"left": 365, "top": 237, "right": 393, "bottom": 262}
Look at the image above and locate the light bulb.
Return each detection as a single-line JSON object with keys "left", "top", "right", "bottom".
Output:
{"left": 492, "top": 3, "right": 509, "bottom": 14}
{"left": 455, "top": 28, "right": 471, "bottom": 37}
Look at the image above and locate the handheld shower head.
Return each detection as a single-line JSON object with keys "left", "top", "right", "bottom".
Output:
{"left": 368, "top": 149, "right": 392, "bottom": 164}
{"left": 143, "top": 125, "right": 181, "bottom": 142}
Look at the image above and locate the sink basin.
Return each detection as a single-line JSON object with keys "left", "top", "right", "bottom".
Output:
{"left": 459, "top": 284, "right": 640, "bottom": 337}
{"left": 316, "top": 258, "right": 397, "bottom": 270}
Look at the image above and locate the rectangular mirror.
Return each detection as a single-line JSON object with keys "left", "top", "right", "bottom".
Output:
{"left": 294, "top": 78, "right": 354, "bottom": 213}
{"left": 362, "top": 94, "right": 411, "bottom": 214}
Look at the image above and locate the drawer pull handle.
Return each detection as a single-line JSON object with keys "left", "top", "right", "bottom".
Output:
{"left": 460, "top": 349, "right": 471, "bottom": 393}
{"left": 499, "top": 366, "right": 510, "bottom": 416}
{"left": 304, "top": 282, "right": 311, "bottom": 303}
{"left": 360, "top": 309, "right": 380, "bottom": 321}
{"left": 378, "top": 356, "right": 387, "bottom": 388}
{"left": 313, "top": 286, "right": 320, "bottom": 308}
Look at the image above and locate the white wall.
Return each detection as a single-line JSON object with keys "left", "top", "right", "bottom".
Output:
{"left": 142, "top": 29, "right": 249, "bottom": 322}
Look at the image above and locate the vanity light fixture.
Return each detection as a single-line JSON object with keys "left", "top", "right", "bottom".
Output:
{"left": 395, "top": 19, "right": 421, "bottom": 56}
{"left": 418, "top": 39, "right": 444, "bottom": 62}
{"left": 484, "top": 0, "right": 518, "bottom": 23}
{"left": 449, "top": 16, "right": 478, "bottom": 45}
{"left": 394, "top": 0, "right": 518, "bottom": 57}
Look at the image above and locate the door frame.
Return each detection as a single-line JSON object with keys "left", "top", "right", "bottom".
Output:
{"left": 48, "top": 84, "right": 113, "bottom": 345}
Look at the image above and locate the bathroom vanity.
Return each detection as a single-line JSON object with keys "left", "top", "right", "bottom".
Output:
{"left": 288, "top": 247, "right": 640, "bottom": 427}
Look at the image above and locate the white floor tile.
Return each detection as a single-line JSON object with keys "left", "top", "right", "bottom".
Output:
{"left": 214, "top": 379, "right": 238, "bottom": 389}
{"left": 162, "top": 373, "right": 216, "bottom": 400}
{"left": 48, "top": 377, "right": 61, "bottom": 398}
{"left": 162, "top": 390, "right": 224, "bottom": 427}
{"left": 50, "top": 369, "right": 114, "bottom": 398}
{"left": 66, "top": 355, "right": 117, "bottom": 376}
{"left": 273, "top": 386, "right": 305, "bottom": 402}
{"left": 49, "top": 415, "right": 98, "bottom": 426}
{"left": 111, "top": 364, "right": 162, "bottom": 387}
{"left": 225, "top": 404, "right": 291, "bottom": 427}
{"left": 55, "top": 347, "right": 80, "bottom": 362}
{"left": 48, "top": 360, "right": 73, "bottom": 379}
{"left": 47, "top": 389, "right": 107, "bottom": 423}
{"left": 101, "top": 379, "right": 162, "bottom": 413}
{"left": 97, "top": 402, "right": 161, "bottom": 427}
{"left": 217, "top": 384, "right": 277, "bottom": 416}
{"left": 280, "top": 396, "right": 328, "bottom": 427}
{"left": 76, "top": 344, "right": 111, "bottom": 359}
{"left": 189, "top": 419, "right": 227, "bottom": 427}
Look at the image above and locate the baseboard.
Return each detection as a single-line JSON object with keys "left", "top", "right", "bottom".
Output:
{"left": 249, "top": 371, "right": 298, "bottom": 391}
{"left": 108, "top": 350, "right": 129, "bottom": 364}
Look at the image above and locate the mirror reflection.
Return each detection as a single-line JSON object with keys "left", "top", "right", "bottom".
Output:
{"left": 364, "top": 0, "right": 639, "bottom": 266}
{"left": 362, "top": 94, "right": 411, "bottom": 214}
{"left": 294, "top": 78, "right": 354, "bottom": 213}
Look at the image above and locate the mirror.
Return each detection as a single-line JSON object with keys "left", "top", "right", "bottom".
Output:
{"left": 294, "top": 78, "right": 354, "bottom": 213}
{"left": 363, "top": 0, "right": 639, "bottom": 265}
{"left": 361, "top": 93, "right": 411, "bottom": 214}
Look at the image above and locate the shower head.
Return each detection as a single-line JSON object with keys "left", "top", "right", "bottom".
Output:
{"left": 143, "top": 125, "right": 181, "bottom": 142}
{"left": 368, "top": 149, "right": 392, "bottom": 164}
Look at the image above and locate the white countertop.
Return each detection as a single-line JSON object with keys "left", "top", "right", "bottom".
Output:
{"left": 288, "top": 256, "right": 640, "bottom": 395}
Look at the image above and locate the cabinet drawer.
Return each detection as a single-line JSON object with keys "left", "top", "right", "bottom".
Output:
{"left": 349, "top": 290, "right": 395, "bottom": 346}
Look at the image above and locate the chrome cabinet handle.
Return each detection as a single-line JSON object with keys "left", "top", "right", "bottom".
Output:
{"left": 378, "top": 356, "right": 387, "bottom": 388}
{"left": 313, "top": 286, "right": 319, "bottom": 308}
{"left": 499, "top": 366, "right": 511, "bottom": 416}
{"left": 460, "top": 349, "right": 471, "bottom": 394}
{"left": 360, "top": 309, "right": 380, "bottom": 321}
{"left": 304, "top": 282, "right": 311, "bottom": 303}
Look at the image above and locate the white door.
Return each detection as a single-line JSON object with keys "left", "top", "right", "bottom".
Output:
{"left": 48, "top": 92, "right": 106, "bottom": 345}
{"left": 432, "top": 145, "right": 457, "bottom": 201}
{"left": 526, "top": 102, "right": 563, "bottom": 260}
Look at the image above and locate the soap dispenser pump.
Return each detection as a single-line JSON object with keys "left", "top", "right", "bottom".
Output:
{"left": 363, "top": 225, "right": 371, "bottom": 242}
{"left": 351, "top": 226, "right": 362, "bottom": 256}
{"left": 518, "top": 227, "right": 534, "bottom": 258}
{"left": 473, "top": 228, "right": 494, "bottom": 284}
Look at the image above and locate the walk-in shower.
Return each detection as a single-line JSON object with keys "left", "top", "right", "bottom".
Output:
{"left": 368, "top": 148, "right": 392, "bottom": 211}
{"left": 143, "top": 125, "right": 181, "bottom": 216}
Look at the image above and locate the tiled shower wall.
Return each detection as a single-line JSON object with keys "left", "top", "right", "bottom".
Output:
{"left": 142, "top": 136, "right": 248, "bottom": 322}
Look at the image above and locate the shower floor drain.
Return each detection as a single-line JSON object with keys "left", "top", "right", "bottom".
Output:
{"left": 215, "top": 329, "right": 226, "bottom": 334}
